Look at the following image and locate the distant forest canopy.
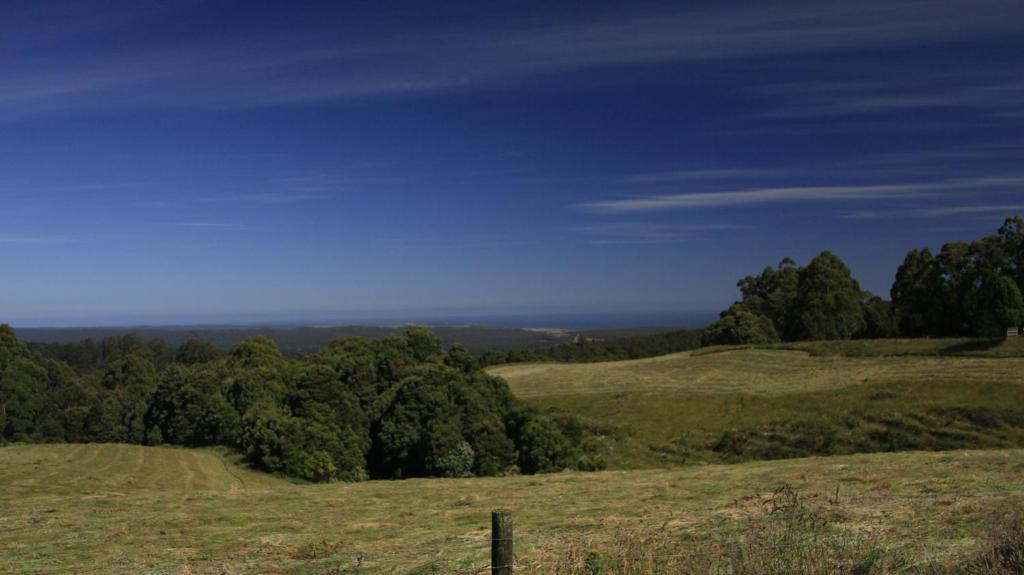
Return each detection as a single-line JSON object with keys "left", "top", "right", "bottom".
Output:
{"left": 17, "top": 324, "right": 581, "bottom": 356}
{"left": 23, "top": 326, "right": 704, "bottom": 372}
{"left": 704, "top": 216, "right": 1024, "bottom": 345}
{"left": 0, "top": 325, "right": 603, "bottom": 482}
{"left": 477, "top": 329, "right": 704, "bottom": 366}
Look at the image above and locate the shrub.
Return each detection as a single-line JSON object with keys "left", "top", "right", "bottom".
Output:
{"left": 509, "top": 409, "right": 581, "bottom": 474}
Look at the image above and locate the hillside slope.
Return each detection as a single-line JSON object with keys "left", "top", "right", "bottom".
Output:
{"left": 490, "top": 348, "right": 1024, "bottom": 398}
{"left": 2, "top": 444, "right": 1024, "bottom": 573}
{"left": 490, "top": 344, "right": 1024, "bottom": 468}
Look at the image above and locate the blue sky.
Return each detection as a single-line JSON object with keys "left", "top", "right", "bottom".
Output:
{"left": 2, "top": 0, "right": 1023, "bottom": 327}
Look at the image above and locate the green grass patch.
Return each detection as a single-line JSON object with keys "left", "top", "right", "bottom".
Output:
{"left": 492, "top": 344, "right": 1024, "bottom": 468}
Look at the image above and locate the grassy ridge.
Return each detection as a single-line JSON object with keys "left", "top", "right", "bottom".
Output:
{"left": 490, "top": 342, "right": 1024, "bottom": 469}
{"left": 491, "top": 348, "right": 1024, "bottom": 398}
{"left": 2, "top": 444, "right": 1023, "bottom": 573}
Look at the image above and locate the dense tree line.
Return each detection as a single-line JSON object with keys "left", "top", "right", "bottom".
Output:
{"left": 0, "top": 326, "right": 600, "bottom": 482}
{"left": 477, "top": 329, "right": 705, "bottom": 366}
{"left": 705, "top": 217, "right": 1024, "bottom": 344}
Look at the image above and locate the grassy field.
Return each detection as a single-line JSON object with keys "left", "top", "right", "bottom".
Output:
{"left": 2, "top": 443, "right": 1024, "bottom": 573}
{"left": 489, "top": 340, "right": 1024, "bottom": 469}
{"left": 6, "top": 339, "right": 1024, "bottom": 573}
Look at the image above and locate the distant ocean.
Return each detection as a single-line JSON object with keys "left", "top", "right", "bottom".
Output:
{"left": 360, "top": 310, "right": 718, "bottom": 330}
{"left": 11, "top": 309, "right": 719, "bottom": 331}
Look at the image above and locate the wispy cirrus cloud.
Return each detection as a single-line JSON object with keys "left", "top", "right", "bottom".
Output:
{"left": 571, "top": 222, "right": 750, "bottom": 244}
{"left": 165, "top": 222, "right": 249, "bottom": 230}
{"left": 620, "top": 168, "right": 791, "bottom": 184}
{"left": 199, "top": 192, "right": 327, "bottom": 205}
{"left": 2, "top": 0, "right": 1022, "bottom": 117}
{"left": 197, "top": 174, "right": 361, "bottom": 204}
{"left": 845, "top": 204, "right": 1024, "bottom": 220}
{"left": 849, "top": 142, "right": 1024, "bottom": 168}
{"left": 0, "top": 234, "right": 79, "bottom": 245}
{"left": 579, "top": 143, "right": 1024, "bottom": 187}
{"left": 574, "top": 177, "right": 1024, "bottom": 213}
{"left": 761, "top": 78, "right": 1024, "bottom": 119}
{"left": 126, "top": 173, "right": 344, "bottom": 209}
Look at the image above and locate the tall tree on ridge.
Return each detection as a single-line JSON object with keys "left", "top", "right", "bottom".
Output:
{"left": 790, "top": 251, "right": 866, "bottom": 341}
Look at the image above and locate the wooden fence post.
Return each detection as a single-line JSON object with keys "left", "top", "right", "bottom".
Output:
{"left": 491, "top": 509, "right": 513, "bottom": 574}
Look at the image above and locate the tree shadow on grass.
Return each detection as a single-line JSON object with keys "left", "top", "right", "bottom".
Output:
{"left": 939, "top": 338, "right": 1004, "bottom": 355}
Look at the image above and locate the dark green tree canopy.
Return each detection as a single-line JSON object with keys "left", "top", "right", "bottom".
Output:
{"left": 711, "top": 218, "right": 1024, "bottom": 344}
{"left": 891, "top": 248, "right": 941, "bottom": 337}
{"left": 891, "top": 217, "right": 1024, "bottom": 337}
{"left": 706, "top": 251, "right": 874, "bottom": 344}
{"left": 790, "top": 251, "right": 867, "bottom": 341}
{"left": 0, "top": 324, "right": 27, "bottom": 372}
{"left": 175, "top": 339, "right": 222, "bottom": 365}
{"left": 702, "top": 304, "right": 780, "bottom": 346}
{"left": 859, "top": 296, "right": 898, "bottom": 339}
{"left": 736, "top": 258, "right": 799, "bottom": 338}
{"left": 0, "top": 326, "right": 596, "bottom": 483}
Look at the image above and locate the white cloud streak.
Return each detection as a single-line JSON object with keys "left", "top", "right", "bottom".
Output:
{"left": 199, "top": 192, "right": 327, "bottom": 205}
{"left": 571, "top": 222, "right": 750, "bottom": 244}
{"left": 0, "top": 235, "right": 79, "bottom": 245}
{"left": 575, "top": 177, "right": 1024, "bottom": 213}
{"left": 762, "top": 79, "right": 1024, "bottom": 119}
{"left": 1, "top": 0, "right": 1021, "bottom": 116}
{"left": 845, "top": 204, "right": 1024, "bottom": 219}
{"left": 167, "top": 222, "right": 249, "bottom": 230}
{"left": 620, "top": 169, "right": 791, "bottom": 184}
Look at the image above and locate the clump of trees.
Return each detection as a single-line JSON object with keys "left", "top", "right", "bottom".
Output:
{"left": 0, "top": 325, "right": 599, "bottom": 482}
{"left": 703, "top": 252, "right": 893, "bottom": 345}
{"left": 891, "top": 217, "right": 1024, "bottom": 337}
{"left": 705, "top": 217, "right": 1024, "bottom": 345}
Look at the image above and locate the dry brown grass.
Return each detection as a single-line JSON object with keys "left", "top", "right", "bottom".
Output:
{"left": 542, "top": 484, "right": 903, "bottom": 574}
{"left": 3, "top": 444, "right": 1024, "bottom": 573}
{"left": 529, "top": 485, "right": 1024, "bottom": 574}
{"left": 943, "top": 507, "right": 1024, "bottom": 575}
